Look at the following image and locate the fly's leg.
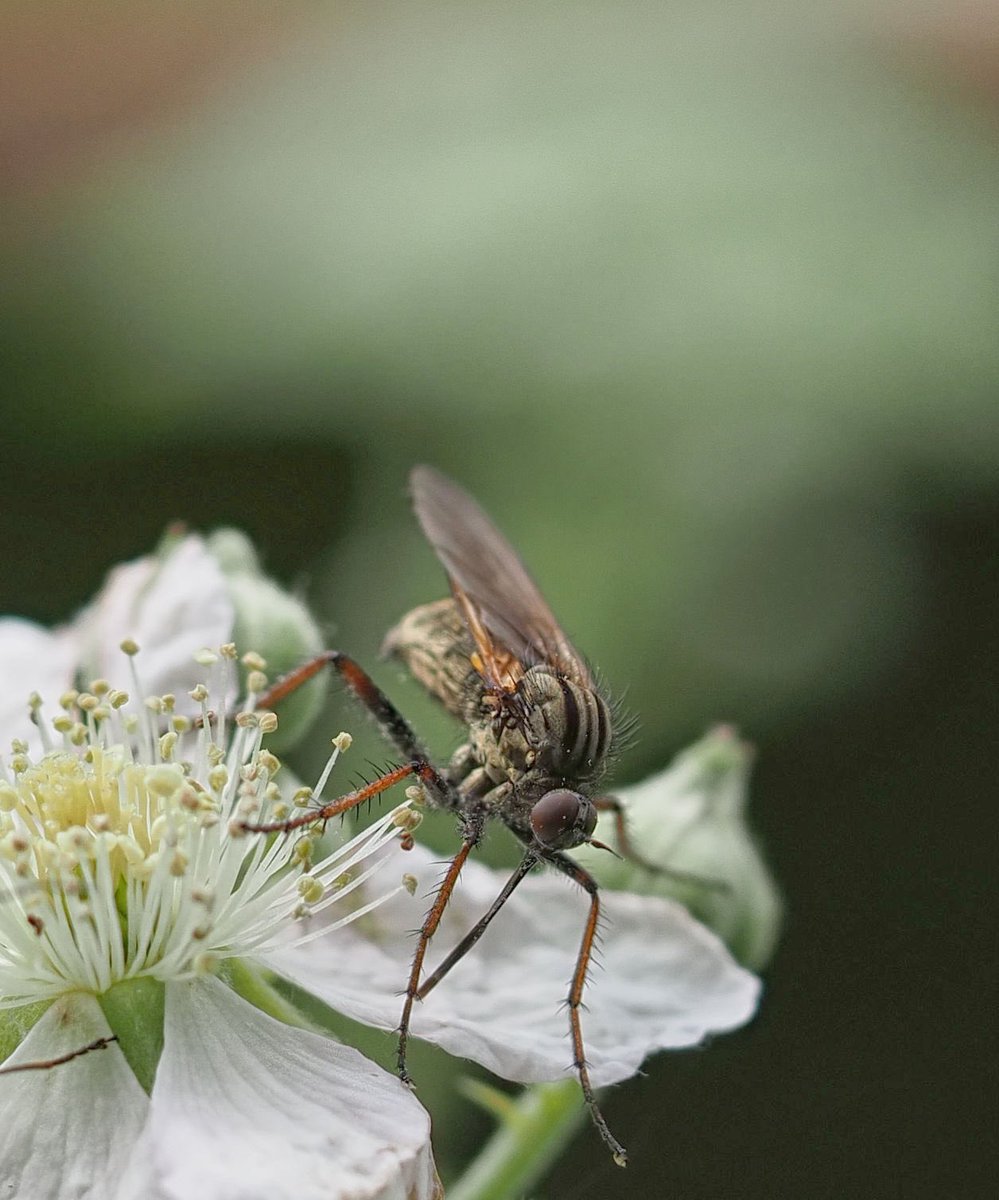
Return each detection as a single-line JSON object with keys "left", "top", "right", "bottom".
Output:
{"left": 397, "top": 811, "right": 485, "bottom": 1087}
{"left": 539, "top": 848, "right": 629, "bottom": 1168}
{"left": 594, "top": 795, "right": 730, "bottom": 893}
{"left": 255, "top": 651, "right": 433, "bottom": 772}
{"left": 242, "top": 759, "right": 451, "bottom": 834}
{"left": 414, "top": 850, "right": 538, "bottom": 1001}
{"left": 241, "top": 651, "right": 460, "bottom": 830}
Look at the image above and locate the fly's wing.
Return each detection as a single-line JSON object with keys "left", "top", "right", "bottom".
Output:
{"left": 410, "top": 465, "right": 594, "bottom": 690}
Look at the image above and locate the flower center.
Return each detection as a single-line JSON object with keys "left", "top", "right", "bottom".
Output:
{"left": 0, "top": 647, "right": 416, "bottom": 1009}
{"left": 0, "top": 752, "right": 208, "bottom": 892}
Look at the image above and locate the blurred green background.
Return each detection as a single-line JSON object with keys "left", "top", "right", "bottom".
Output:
{"left": 1, "top": 3, "right": 996, "bottom": 1196}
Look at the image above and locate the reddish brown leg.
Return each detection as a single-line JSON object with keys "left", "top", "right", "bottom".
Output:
{"left": 240, "top": 651, "right": 461, "bottom": 834}
{"left": 415, "top": 851, "right": 538, "bottom": 1001}
{"left": 594, "top": 795, "right": 729, "bottom": 891}
{"left": 256, "top": 651, "right": 434, "bottom": 769}
{"left": 541, "top": 848, "right": 628, "bottom": 1168}
{"left": 242, "top": 760, "right": 446, "bottom": 834}
{"left": 397, "top": 813, "right": 485, "bottom": 1085}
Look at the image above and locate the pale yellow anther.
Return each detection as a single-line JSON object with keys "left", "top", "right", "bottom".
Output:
{"left": 392, "top": 808, "right": 424, "bottom": 833}
{"left": 219, "top": 643, "right": 238, "bottom": 660}
{"left": 258, "top": 750, "right": 280, "bottom": 775}
{"left": 90, "top": 679, "right": 111, "bottom": 697}
{"left": 109, "top": 690, "right": 129, "bottom": 709}
{"left": 28, "top": 692, "right": 43, "bottom": 711}
{"left": 169, "top": 850, "right": 188, "bottom": 877}
{"left": 333, "top": 731, "right": 353, "bottom": 753}
{"left": 0, "top": 785, "right": 18, "bottom": 813}
{"left": 264, "top": 783, "right": 281, "bottom": 804}
{"left": 69, "top": 723, "right": 87, "bottom": 746}
{"left": 297, "top": 875, "right": 325, "bottom": 904}
{"left": 161, "top": 694, "right": 176, "bottom": 714}
{"left": 189, "top": 683, "right": 209, "bottom": 703}
{"left": 52, "top": 714, "right": 73, "bottom": 734}
{"left": 146, "top": 764, "right": 183, "bottom": 799}
{"left": 77, "top": 694, "right": 99, "bottom": 713}
{"left": 0, "top": 833, "right": 25, "bottom": 861}
{"left": 59, "top": 690, "right": 79, "bottom": 710}
{"left": 242, "top": 651, "right": 267, "bottom": 672}
{"left": 404, "top": 785, "right": 425, "bottom": 804}
{"left": 145, "top": 696, "right": 165, "bottom": 714}
{"left": 292, "top": 837, "right": 315, "bottom": 868}
{"left": 57, "top": 827, "right": 91, "bottom": 856}
{"left": 10, "top": 754, "right": 29, "bottom": 774}
{"left": 159, "top": 731, "right": 179, "bottom": 761}
{"left": 120, "top": 638, "right": 140, "bottom": 656}
{"left": 292, "top": 787, "right": 313, "bottom": 808}
{"left": 402, "top": 873, "right": 418, "bottom": 896}
{"left": 208, "top": 765, "right": 229, "bottom": 793}
{"left": 194, "top": 649, "right": 218, "bottom": 667}
{"left": 258, "top": 712, "right": 279, "bottom": 735}
{"left": 235, "top": 712, "right": 256, "bottom": 729}
{"left": 171, "top": 715, "right": 192, "bottom": 734}
{"left": 92, "top": 705, "right": 111, "bottom": 723}
{"left": 246, "top": 671, "right": 268, "bottom": 696}
{"left": 270, "top": 802, "right": 290, "bottom": 822}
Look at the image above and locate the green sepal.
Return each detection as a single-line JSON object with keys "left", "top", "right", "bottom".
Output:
{"left": 0, "top": 999, "right": 52, "bottom": 1064}
{"left": 97, "top": 976, "right": 165, "bottom": 1094}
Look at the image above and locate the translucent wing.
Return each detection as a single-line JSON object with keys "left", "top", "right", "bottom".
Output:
{"left": 410, "top": 466, "right": 594, "bottom": 689}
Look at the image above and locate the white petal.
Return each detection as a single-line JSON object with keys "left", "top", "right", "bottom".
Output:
{"left": 74, "top": 536, "right": 235, "bottom": 705}
{"left": 117, "top": 977, "right": 439, "bottom": 1200}
{"left": 265, "top": 844, "right": 760, "bottom": 1089}
{"left": 0, "top": 619, "right": 77, "bottom": 752}
{"left": 0, "top": 993, "right": 148, "bottom": 1200}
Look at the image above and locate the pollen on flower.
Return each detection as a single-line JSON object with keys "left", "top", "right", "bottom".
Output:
{"left": 0, "top": 644, "right": 417, "bottom": 1009}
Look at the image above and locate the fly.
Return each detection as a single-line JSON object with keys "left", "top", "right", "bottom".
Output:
{"left": 245, "top": 466, "right": 642, "bottom": 1165}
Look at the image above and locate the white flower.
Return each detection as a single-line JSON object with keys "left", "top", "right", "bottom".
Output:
{"left": 0, "top": 532, "right": 764, "bottom": 1193}
{"left": 268, "top": 836, "right": 760, "bottom": 1091}
{"left": 0, "top": 538, "right": 438, "bottom": 1200}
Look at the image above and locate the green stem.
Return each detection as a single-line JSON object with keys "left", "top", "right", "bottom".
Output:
{"left": 447, "top": 1080, "right": 588, "bottom": 1200}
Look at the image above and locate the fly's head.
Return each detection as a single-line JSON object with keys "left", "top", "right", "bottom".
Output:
{"left": 529, "top": 787, "right": 598, "bottom": 851}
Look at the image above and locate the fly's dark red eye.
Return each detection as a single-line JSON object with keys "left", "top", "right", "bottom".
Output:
{"left": 530, "top": 789, "right": 598, "bottom": 850}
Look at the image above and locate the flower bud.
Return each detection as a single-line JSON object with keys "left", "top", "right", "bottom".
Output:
{"left": 573, "top": 726, "right": 781, "bottom": 969}
{"left": 206, "top": 530, "right": 325, "bottom": 751}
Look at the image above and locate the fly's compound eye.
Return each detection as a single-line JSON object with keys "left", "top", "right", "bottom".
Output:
{"left": 530, "top": 789, "right": 598, "bottom": 850}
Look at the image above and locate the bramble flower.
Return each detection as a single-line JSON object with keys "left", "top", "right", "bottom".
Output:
{"left": 0, "top": 538, "right": 438, "bottom": 1200}
{"left": 1, "top": 532, "right": 764, "bottom": 1197}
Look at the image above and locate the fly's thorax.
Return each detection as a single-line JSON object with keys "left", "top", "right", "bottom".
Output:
{"left": 521, "top": 666, "right": 613, "bottom": 777}
{"left": 382, "top": 598, "right": 480, "bottom": 721}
